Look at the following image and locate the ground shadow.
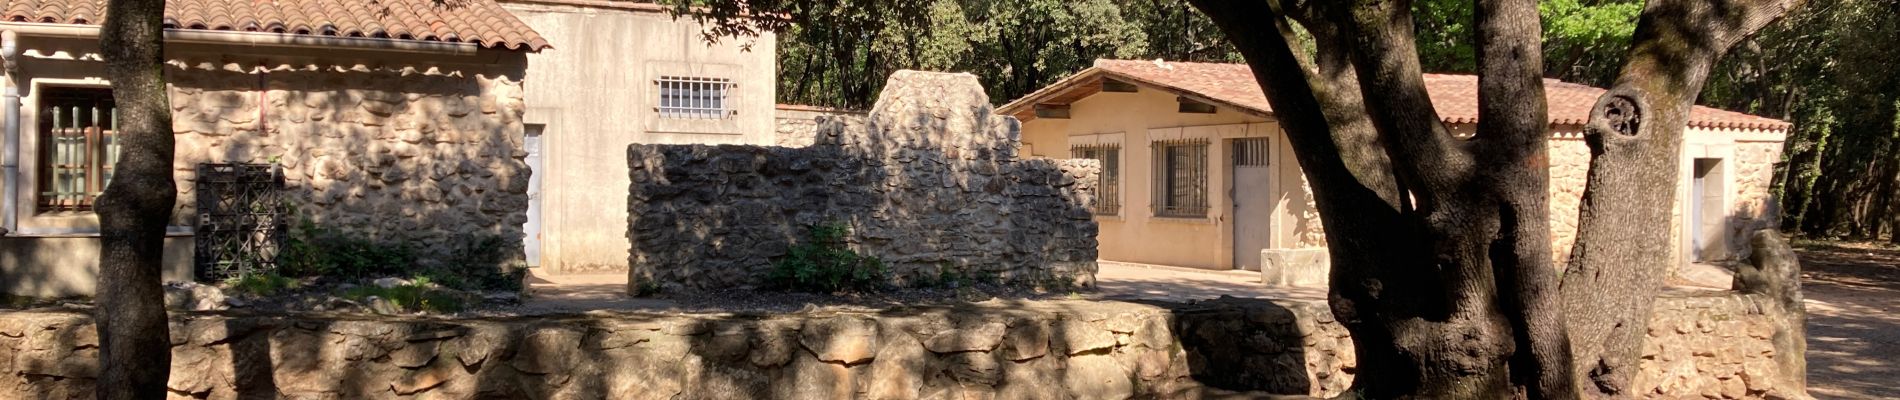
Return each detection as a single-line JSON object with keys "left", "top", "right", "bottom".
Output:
{"left": 1793, "top": 241, "right": 1900, "bottom": 399}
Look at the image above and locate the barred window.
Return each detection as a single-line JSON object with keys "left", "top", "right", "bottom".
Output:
{"left": 1072, "top": 145, "right": 1121, "bottom": 215}
{"left": 657, "top": 76, "right": 734, "bottom": 119}
{"left": 37, "top": 87, "right": 119, "bottom": 213}
{"left": 1152, "top": 139, "right": 1209, "bottom": 218}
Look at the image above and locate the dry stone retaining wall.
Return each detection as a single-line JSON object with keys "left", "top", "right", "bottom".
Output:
{"left": 628, "top": 71, "right": 1099, "bottom": 292}
{"left": 3, "top": 301, "right": 1208, "bottom": 400}
{"left": 167, "top": 59, "right": 532, "bottom": 269}
{"left": 0, "top": 292, "right": 1804, "bottom": 399}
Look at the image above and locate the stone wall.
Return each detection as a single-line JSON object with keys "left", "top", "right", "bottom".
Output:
{"left": 2, "top": 301, "right": 1203, "bottom": 400}
{"left": 1179, "top": 292, "right": 1807, "bottom": 399}
{"left": 167, "top": 59, "right": 532, "bottom": 269}
{"left": 774, "top": 105, "right": 866, "bottom": 148}
{"left": 0, "top": 292, "right": 1805, "bottom": 399}
{"left": 1633, "top": 293, "right": 1804, "bottom": 398}
{"left": 628, "top": 71, "right": 1099, "bottom": 292}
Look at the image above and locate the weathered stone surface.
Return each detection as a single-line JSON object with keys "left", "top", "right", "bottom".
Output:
{"left": 628, "top": 71, "right": 1099, "bottom": 292}
{"left": 800, "top": 316, "right": 881, "bottom": 365}
{"left": 512, "top": 327, "right": 583, "bottom": 375}
{"left": 159, "top": 60, "right": 530, "bottom": 279}
{"left": 774, "top": 106, "right": 865, "bottom": 148}
{"left": 1060, "top": 318, "right": 1117, "bottom": 355}
{"left": 1064, "top": 353, "right": 1134, "bottom": 400}
{"left": 0, "top": 293, "right": 1801, "bottom": 399}
{"left": 1001, "top": 321, "right": 1052, "bottom": 361}
{"left": 925, "top": 321, "right": 1007, "bottom": 354}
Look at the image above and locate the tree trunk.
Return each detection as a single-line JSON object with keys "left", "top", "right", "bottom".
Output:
{"left": 1186, "top": 0, "right": 1576, "bottom": 397}
{"left": 1560, "top": 0, "right": 1800, "bottom": 395}
{"left": 94, "top": 0, "right": 174, "bottom": 398}
{"left": 1185, "top": 0, "right": 1800, "bottom": 397}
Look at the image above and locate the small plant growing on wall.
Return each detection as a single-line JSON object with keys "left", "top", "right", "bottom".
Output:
{"left": 768, "top": 222, "right": 887, "bottom": 292}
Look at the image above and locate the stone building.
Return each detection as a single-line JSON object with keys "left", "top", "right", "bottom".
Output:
{"left": 0, "top": 0, "right": 548, "bottom": 297}
{"left": 1000, "top": 59, "right": 1791, "bottom": 283}
{"left": 498, "top": 0, "right": 781, "bottom": 274}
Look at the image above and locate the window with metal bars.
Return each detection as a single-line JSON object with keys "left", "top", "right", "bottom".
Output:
{"left": 656, "top": 76, "right": 734, "bottom": 119}
{"left": 1152, "top": 139, "right": 1209, "bottom": 218}
{"left": 36, "top": 87, "right": 119, "bottom": 213}
{"left": 1071, "top": 145, "right": 1121, "bottom": 215}
{"left": 1233, "top": 138, "right": 1270, "bottom": 167}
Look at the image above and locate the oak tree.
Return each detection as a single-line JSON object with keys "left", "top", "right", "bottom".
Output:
{"left": 95, "top": 0, "right": 174, "bottom": 397}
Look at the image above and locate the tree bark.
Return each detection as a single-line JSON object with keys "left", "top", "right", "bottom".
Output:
{"left": 1187, "top": 0, "right": 1575, "bottom": 397}
{"left": 1187, "top": 0, "right": 1801, "bottom": 397}
{"left": 94, "top": 0, "right": 174, "bottom": 398}
{"left": 1560, "top": 0, "right": 1802, "bottom": 395}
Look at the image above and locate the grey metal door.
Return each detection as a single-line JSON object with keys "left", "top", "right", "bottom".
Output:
{"left": 1232, "top": 138, "right": 1272, "bottom": 270}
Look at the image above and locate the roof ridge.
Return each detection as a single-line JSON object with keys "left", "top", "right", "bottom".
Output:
{"left": 1011, "top": 59, "right": 1790, "bottom": 131}
{"left": 0, "top": 0, "right": 551, "bottom": 51}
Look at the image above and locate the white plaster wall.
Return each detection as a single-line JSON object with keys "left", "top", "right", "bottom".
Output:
{"left": 503, "top": 2, "right": 778, "bottom": 273}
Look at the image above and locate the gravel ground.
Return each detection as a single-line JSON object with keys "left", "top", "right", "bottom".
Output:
{"left": 1795, "top": 241, "right": 1900, "bottom": 400}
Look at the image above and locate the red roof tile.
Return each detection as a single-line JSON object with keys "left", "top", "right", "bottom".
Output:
{"left": 1003, "top": 59, "right": 1790, "bottom": 131}
{"left": 0, "top": 0, "right": 550, "bottom": 51}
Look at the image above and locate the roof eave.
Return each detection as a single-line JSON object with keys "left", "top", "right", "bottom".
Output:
{"left": 1000, "top": 67, "right": 1274, "bottom": 122}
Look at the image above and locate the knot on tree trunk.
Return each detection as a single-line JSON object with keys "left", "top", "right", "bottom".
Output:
{"left": 1589, "top": 93, "right": 1646, "bottom": 138}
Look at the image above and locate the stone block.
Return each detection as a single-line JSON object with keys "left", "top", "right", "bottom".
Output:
{"left": 1261, "top": 248, "right": 1330, "bottom": 287}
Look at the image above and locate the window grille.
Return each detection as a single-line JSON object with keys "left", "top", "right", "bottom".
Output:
{"left": 1152, "top": 138, "right": 1209, "bottom": 218}
{"left": 657, "top": 76, "right": 734, "bottom": 119}
{"left": 37, "top": 87, "right": 118, "bottom": 213}
{"left": 194, "top": 163, "right": 286, "bottom": 280}
{"left": 1233, "top": 138, "right": 1270, "bottom": 167}
{"left": 1072, "top": 144, "right": 1121, "bottom": 215}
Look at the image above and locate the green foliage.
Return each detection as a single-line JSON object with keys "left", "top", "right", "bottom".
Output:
{"left": 224, "top": 272, "right": 299, "bottom": 297}
{"left": 1699, "top": 0, "right": 1900, "bottom": 238}
{"left": 1412, "top": 0, "right": 1639, "bottom": 85}
{"left": 682, "top": 0, "right": 1240, "bottom": 109}
{"left": 342, "top": 277, "right": 468, "bottom": 314}
{"left": 280, "top": 216, "right": 524, "bottom": 292}
{"left": 768, "top": 222, "right": 888, "bottom": 293}
{"left": 281, "top": 217, "right": 416, "bottom": 279}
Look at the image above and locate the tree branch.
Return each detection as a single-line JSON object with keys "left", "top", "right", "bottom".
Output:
{"left": 1334, "top": 0, "right": 1475, "bottom": 208}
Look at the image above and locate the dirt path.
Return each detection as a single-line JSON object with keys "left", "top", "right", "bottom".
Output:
{"left": 1797, "top": 242, "right": 1900, "bottom": 400}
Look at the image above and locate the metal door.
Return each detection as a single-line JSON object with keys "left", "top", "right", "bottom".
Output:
{"left": 1231, "top": 138, "right": 1273, "bottom": 270}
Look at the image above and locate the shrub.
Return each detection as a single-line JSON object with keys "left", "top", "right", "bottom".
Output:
{"left": 767, "top": 222, "right": 888, "bottom": 293}
{"left": 225, "top": 272, "right": 300, "bottom": 297}
{"left": 280, "top": 217, "right": 416, "bottom": 280}
{"left": 342, "top": 276, "right": 468, "bottom": 314}
{"left": 280, "top": 216, "right": 524, "bottom": 292}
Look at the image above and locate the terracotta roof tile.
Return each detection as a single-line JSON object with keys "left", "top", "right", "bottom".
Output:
{"left": 0, "top": 0, "right": 550, "bottom": 51}
{"left": 1004, "top": 59, "right": 1790, "bottom": 131}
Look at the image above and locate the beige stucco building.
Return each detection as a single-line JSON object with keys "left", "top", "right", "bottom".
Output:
{"left": 500, "top": 0, "right": 779, "bottom": 274}
{"left": 1001, "top": 59, "right": 1790, "bottom": 279}
{"left": 0, "top": 0, "right": 546, "bottom": 297}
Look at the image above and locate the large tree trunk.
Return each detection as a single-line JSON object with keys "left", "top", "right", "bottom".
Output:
{"left": 1186, "top": 0, "right": 1574, "bottom": 397}
{"left": 1184, "top": 0, "right": 1801, "bottom": 398}
{"left": 94, "top": 0, "right": 174, "bottom": 398}
{"left": 1557, "top": 0, "right": 1800, "bottom": 395}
